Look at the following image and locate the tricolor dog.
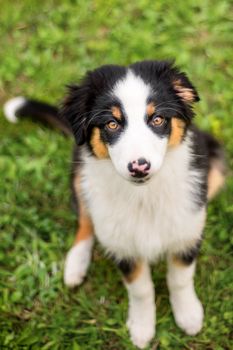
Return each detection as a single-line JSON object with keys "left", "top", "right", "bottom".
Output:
{"left": 4, "top": 60, "right": 225, "bottom": 348}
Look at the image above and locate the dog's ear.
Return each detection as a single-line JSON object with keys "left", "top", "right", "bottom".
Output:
{"left": 172, "top": 70, "right": 200, "bottom": 104}
{"left": 61, "top": 84, "right": 91, "bottom": 145}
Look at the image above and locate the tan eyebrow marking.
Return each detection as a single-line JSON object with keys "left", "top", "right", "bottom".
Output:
{"left": 146, "top": 103, "right": 156, "bottom": 117}
{"left": 111, "top": 106, "right": 122, "bottom": 120}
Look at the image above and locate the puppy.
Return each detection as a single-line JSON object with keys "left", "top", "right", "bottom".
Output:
{"left": 4, "top": 60, "right": 225, "bottom": 349}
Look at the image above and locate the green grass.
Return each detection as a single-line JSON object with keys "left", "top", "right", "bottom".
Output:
{"left": 0, "top": 0, "right": 233, "bottom": 349}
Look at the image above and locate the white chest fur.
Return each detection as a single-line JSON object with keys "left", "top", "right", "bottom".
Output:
{"left": 80, "top": 137, "right": 206, "bottom": 262}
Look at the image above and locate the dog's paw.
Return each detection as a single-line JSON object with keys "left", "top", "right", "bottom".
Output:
{"left": 127, "top": 314, "right": 155, "bottom": 349}
{"left": 64, "top": 238, "right": 93, "bottom": 288}
{"left": 171, "top": 292, "right": 204, "bottom": 336}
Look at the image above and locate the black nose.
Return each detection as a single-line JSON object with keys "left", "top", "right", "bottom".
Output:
{"left": 128, "top": 158, "right": 151, "bottom": 178}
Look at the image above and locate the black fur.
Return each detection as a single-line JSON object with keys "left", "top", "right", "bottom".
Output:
{"left": 176, "top": 240, "right": 202, "bottom": 265}
{"left": 16, "top": 99, "right": 72, "bottom": 136}
{"left": 61, "top": 65, "right": 127, "bottom": 145}
{"left": 202, "top": 131, "right": 226, "bottom": 174}
{"left": 115, "top": 259, "right": 136, "bottom": 277}
{"left": 189, "top": 126, "right": 225, "bottom": 208}
{"left": 70, "top": 146, "right": 82, "bottom": 213}
{"left": 131, "top": 60, "right": 199, "bottom": 121}
{"left": 189, "top": 126, "right": 209, "bottom": 208}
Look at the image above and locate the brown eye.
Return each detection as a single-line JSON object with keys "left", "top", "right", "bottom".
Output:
{"left": 106, "top": 121, "right": 119, "bottom": 131}
{"left": 151, "top": 115, "right": 165, "bottom": 127}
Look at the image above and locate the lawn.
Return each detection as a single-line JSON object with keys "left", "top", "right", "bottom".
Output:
{"left": 0, "top": 0, "right": 232, "bottom": 349}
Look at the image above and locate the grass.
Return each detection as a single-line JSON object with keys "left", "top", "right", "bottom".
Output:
{"left": 0, "top": 0, "right": 233, "bottom": 349}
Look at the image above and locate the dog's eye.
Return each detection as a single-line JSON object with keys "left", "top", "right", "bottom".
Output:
{"left": 151, "top": 115, "right": 165, "bottom": 127}
{"left": 106, "top": 121, "right": 119, "bottom": 131}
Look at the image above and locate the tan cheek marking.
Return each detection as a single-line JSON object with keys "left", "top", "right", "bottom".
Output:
{"left": 73, "top": 174, "right": 94, "bottom": 244}
{"left": 173, "top": 79, "right": 195, "bottom": 103}
{"left": 90, "top": 127, "right": 109, "bottom": 159}
{"left": 124, "top": 262, "right": 142, "bottom": 283}
{"left": 169, "top": 117, "right": 185, "bottom": 147}
{"left": 146, "top": 103, "right": 156, "bottom": 117}
{"left": 111, "top": 106, "right": 122, "bottom": 120}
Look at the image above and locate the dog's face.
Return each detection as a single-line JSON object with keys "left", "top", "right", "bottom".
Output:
{"left": 62, "top": 60, "right": 199, "bottom": 183}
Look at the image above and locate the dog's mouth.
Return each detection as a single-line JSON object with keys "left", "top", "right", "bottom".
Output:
{"left": 130, "top": 176, "right": 151, "bottom": 185}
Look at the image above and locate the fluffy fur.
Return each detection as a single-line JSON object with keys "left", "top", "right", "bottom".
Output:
{"left": 3, "top": 60, "right": 225, "bottom": 349}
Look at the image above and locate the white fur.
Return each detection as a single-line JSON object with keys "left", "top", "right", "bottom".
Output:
{"left": 125, "top": 262, "right": 155, "bottom": 349}
{"left": 110, "top": 71, "right": 167, "bottom": 180}
{"left": 64, "top": 236, "right": 94, "bottom": 287}
{"left": 167, "top": 257, "right": 204, "bottom": 335}
{"left": 3, "top": 96, "right": 27, "bottom": 123}
{"left": 80, "top": 132, "right": 205, "bottom": 262}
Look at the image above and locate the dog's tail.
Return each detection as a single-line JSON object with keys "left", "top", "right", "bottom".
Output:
{"left": 3, "top": 96, "right": 72, "bottom": 136}
{"left": 206, "top": 133, "right": 226, "bottom": 201}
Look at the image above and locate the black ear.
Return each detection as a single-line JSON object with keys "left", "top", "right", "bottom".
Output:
{"left": 61, "top": 84, "right": 91, "bottom": 145}
{"left": 171, "top": 69, "right": 200, "bottom": 104}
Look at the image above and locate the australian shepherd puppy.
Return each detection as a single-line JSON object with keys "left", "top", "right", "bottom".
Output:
{"left": 4, "top": 60, "right": 225, "bottom": 349}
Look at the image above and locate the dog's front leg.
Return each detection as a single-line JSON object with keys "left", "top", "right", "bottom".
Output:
{"left": 166, "top": 254, "right": 204, "bottom": 336}
{"left": 117, "top": 260, "right": 155, "bottom": 349}
{"left": 64, "top": 197, "right": 94, "bottom": 288}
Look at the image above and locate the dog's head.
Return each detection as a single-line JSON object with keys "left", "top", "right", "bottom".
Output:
{"left": 62, "top": 60, "right": 199, "bottom": 184}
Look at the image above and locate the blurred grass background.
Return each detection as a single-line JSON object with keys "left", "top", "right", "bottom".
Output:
{"left": 0, "top": 0, "right": 232, "bottom": 349}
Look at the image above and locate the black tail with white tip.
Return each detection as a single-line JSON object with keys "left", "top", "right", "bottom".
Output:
{"left": 3, "top": 97, "right": 72, "bottom": 136}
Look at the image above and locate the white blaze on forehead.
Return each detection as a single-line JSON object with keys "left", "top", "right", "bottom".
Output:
{"left": 112, "top": 70, "right": 151, "bottom": 119}
{"left": 109, "top": 69, "right": 168, "bottom": 179}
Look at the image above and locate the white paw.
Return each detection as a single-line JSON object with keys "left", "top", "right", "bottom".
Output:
{"left": 127, "top": 311, "right": 155, "bottom": 349}
{"left": 64, "top": 237, "right": 93, "bottom": 288}
{"left": 171, "top": 291, "right": 204, "bottom": 336}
